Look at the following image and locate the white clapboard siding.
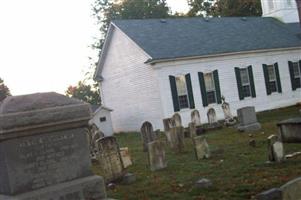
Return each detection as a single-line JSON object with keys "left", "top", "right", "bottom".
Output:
{"left": 155, "top": 49, "right": 301, "bottom": 128}
{"left": 100, "top": 27, "right": 163, "bottom": 132}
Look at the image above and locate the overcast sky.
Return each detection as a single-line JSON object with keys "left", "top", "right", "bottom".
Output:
{"left": 0, "top": 0, "right": 189, "bottom": 96}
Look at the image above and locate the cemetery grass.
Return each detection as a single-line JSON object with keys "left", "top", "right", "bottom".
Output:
{"left": 92, "top": 106, "right": 301, "bottom": 200}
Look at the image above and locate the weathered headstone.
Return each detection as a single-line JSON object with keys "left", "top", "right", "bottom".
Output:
{"left": 88, "top": 123, "right": 105, "bottom": 158}
{"left": 207, "top": 108, "right": 217, "bottom": 124}
{"left": 193, "top": 136, "right": 210, "bottom": 160}
{"left": 256, "top": 188, "right": 282, "bottom": 200}
{"left": 221, "top": 97, "right": 236, "bottom": 126}
{"left": 163, "top": 118, "right": 173, "bottom": 144}
{"left": 148, "top": 140, "right": 167, "bottom": 171}
{"left": 0, "top": 92, "right": 107, "bottom": 200}
{"left": 172, "top": 113, "right": 182, "bottom": 127}
{"left": 119, "top": 147, "right": 132, "bottom": 168}
{"left": 96, "top": 136, "right": 125, "bottom": 183}
{"left": 277, "top": 118, "right": 301, "bottom": 143}
{"left": 237, "top": 106, "right": 261, "bottom": 132}
{"left": 188, "top": 122, "right": 197, "bottom": 138}
{"left": 267, "top": 135, "right": 285, "bottom": 162}
{"left": 191, "top": 110, "right": 201, "bottom": 126}
{"left": 280, "top": 176, "right": 301, "bottom": 200}
{"left": 140, "top": 121, "right": 156, "bottom": 152}
{"left": 169, "top": 126, "right": 185, "bottom": 153}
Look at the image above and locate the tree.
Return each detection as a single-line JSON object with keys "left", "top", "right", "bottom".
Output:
{"left": 0, "top": 78, "right": 11, "bottom": 102}
{"left": 65, "top": 81, "right": 101, "bottom": 105}
{"left": 92, "top": 0, "right": 171, "bottom": 54}
{"left": 187, "top": 0, "right": 262, "bottom": 17}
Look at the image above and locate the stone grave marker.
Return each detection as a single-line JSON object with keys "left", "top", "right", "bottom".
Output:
{"left": 0, "top": 92, "right": 107, "bottom": 200}
{"left": 207, "top": 108, "right": 217, "bottom": 124}
{"left": 163, "top": 118, "right": 173, "bottom": 144}
{"left": 140, "top": 121, "right": 156, "bottom": 152}
{"left": 148, "top": 140, "right": 167, "bottom": 171}
{"left": 277, "top": 118, "right": 301, "bottom": 143}
{"left": 280, "top": 176, "right": 301, "bottom": 200}
{"left": 119, "top": 147, "right": 132, "bottom": 168}
{"left": 267, "top": 135, "right": 284, "bottom": 162}
{"left": 191, "top": 110, "right": 201, "bottom": 126}
{"left": 221, "top": 97, "right": 236, "bottom": 126}
{"left": 193, "top": 136, "right": 210, "bottom": 160}
{"left": 96, "top": 136, "right": 125, "bottom": 183}
{"left": 169, "top": 126, "right": 185, "bottom": 153}
{"left": 237, "top": 106, "right": 261, "bottom": 132}
{"left": 172, "top": 113, "right": 182, "bottom": 127}
{"left": 188, "top": 122, "right": 197, "bottom": 138}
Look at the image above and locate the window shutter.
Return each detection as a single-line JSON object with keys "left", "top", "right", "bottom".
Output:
{"left": 274, "top": 63, "right": 282, "bottom": 93}
{"left": 169, "top": 75, "right": 180, "bottom": 112}
{"left": 262, "top": 64, "right": 271, "bottom": 95}
{"left": 185, "top": 73, "right": 195, "bottom": 109}
{"left": 248, "top": 65, "right": 256, "bottom": 98}
{"left": 213, "top": 70, "right": 222, "bottom": 104}
{"left": 198, "top": 72, "right": 208, "bottom": 107}
{"left": 235, "top": 67, "right": 244, "bottom": 100}
{"left": 288, "top": 61, "right": 296, "bottom": 91}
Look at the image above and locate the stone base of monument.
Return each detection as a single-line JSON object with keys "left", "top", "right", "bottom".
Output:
{"left": 237, "top": 122, "right": 261, "bottom": 132}
{"left": 0, "top": 176, "right": 106, "bottom": 200}
{"left": 203, "top": 122, "right": 223, "bottom": 131}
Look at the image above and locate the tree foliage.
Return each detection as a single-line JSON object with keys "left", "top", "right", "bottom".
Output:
{"left": 0, "top": 78, "right": 11, "bottom": 102}
{"left": 187, "top": 0, "right": 262, "bottom": 17}
{"left": 92, "top": 0, "right": 171, "bottom": 54}
{"left": 65, "top": 81, "right": 101, "bottom": 105}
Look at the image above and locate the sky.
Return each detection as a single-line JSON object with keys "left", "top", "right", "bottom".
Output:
{"left": 0, "top": 0, "right": 189, "bottom": 96}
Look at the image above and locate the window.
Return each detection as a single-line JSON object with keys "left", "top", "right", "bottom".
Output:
{"left": 268, "top": 0, "right": 274, "bottom": 10}
{"left": 204, "top": 73, "right": 216, "bottom": 104}
{"left": 100, "top": 117, "right": 106, "bottom": 122}
{"left": 169, "top": 74, "right": 195, "bottom": 112}
{"left": 267, "top": 65, "right": 278, "bottom": 93}
{"left": 175, "top": 75, "right": 189, "bottom": 109}
{"left": 240, "top": 68, "right": 251, "bottom": 98}
{"left": 293, "top": 62, "right": 301, "bottom": 88}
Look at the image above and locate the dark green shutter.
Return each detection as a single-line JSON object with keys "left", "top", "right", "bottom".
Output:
{"left": 169, "top": 75, "right": 180, "bottom": 112}
{"left": 213, "top": 70, "right": 222, "bottom": 104}
{"left": 198, "top": 72, "right": 208, "bottom": 107}
{"left": 185, "top": 73, "right": 195, "bottom": 109}
{"left": 262, "top": 64, "right": 271, "bottom": 95}
{"left": 274, "top": 63, "right": 282, "bottom": 93}
{"left": 235, "top": 67, "right": 244, "bottom": 100}
{"left": 288, "top": 61, "right": 296, "bottom": 91}
{"left": 248, "top": 65, "right": 256, "bottom": 98}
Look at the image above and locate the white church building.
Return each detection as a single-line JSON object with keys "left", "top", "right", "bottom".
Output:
{"left": 94, "top": 0, "right": 301, "bottom": 132}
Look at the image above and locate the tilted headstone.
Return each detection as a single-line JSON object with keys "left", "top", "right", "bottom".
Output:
{"left": 280, "top": 176, "right": 301, "bottom": 200}
{"left": 96, "top": 136, "right": 125, "bottom": 183}
{"left": 172, "top": 113, "right": 182, "bottom": 127}
{"left": 277, "top": 118, "right": 301, "bottom": 143}
{"left": 267, "top": 135, "right": 284, "bottom": 162}
{"left": 237, "top": 106, "right": 261, "bottom": 132}
{"left": 148, "top": 140, "right": 167, "bottom": 171}
{"left": 193, "top": 136, "right": 210, "bottom": 160}
{"left": 169, "top": 126, "right": 185, "bottom": 153}
{"left": 140, "top": 121, "right": 156, "bottom": 152}
{"left": 88, "top": 123, "right": 105, "bottom": 157}
{"left": 191, "top": 110, "right": 201, "bottom": 126}
{"left": 0, "top": 92, "right": 107, "bottom": 200}
{"left": 221, "top": 97, "right": 236, "bottom": 126}
{"left": 119, "top": 147, "right": 132, "bottom": 168}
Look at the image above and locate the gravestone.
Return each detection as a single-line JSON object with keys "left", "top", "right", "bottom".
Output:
{"left": 188, "top": 122, "right": 197, "bottom": 138}
{"left": 280, "top": 177, "right": 301, "bottom": 200}
{"left": 88, "top": 123, "right": 105, "bottom": 158}
{"left": 96, "top": 136, "right": 125, "bottom": 183}
{"left": 119, "top": 147, "right": 132, "bottom": 168}
{"left": 221, "top": 97, "right": 236, "bottom": 126}
{"left": 193, "top": 136, "right": 210, "bottom": 160}
{"left": 0, "top": 92, "right": 107, "bottom": 200}
{"left": 267, "top": 135, "right": 284, "bottom": 162}
{"left": 172, "top": 113, "right": 182, "bottom": 127}
{"left": 277, "top": 118, "right": 301, "bottom": 143}
{"left": 205, "top": 108, "right": 222, "bottom": 130}
{"left": 191, "top": 110, "right": 201, "bottom": 126}
{"left": 163, "top": 118, "right": 174, "bottom": 144}
{"left": 148, "top": 140, "right": 167, "bottom": 171}
{"left": 140, "top": 121, "right": 156, "bottom": 152}
{"left": 237, "top": 106, "right": 261, "bottom": 132}
{"left": 169, "top": 126, "right": 185, "bottom": 153}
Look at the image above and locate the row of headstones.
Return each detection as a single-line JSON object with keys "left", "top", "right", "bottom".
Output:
{"left": 141, "top": 118, "right": 210, "bottom": 172}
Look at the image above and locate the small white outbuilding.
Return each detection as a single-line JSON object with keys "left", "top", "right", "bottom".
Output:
{"left": 89, "top": 105, "right": 114, "bottom": 136}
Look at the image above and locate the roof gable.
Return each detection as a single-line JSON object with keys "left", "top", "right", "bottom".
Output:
{"left": 113, "top": 17, "right": 301, "bottom": 62}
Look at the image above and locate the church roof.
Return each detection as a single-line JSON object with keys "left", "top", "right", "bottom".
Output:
{"left": 112, "top": 17, "right": 301, "bottom": 63}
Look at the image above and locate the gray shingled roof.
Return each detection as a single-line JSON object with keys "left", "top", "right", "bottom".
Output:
{"left": 113, "top": 17, "right": 301, "bottom": 62}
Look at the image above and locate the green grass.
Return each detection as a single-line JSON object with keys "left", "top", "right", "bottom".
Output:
{"left": 92, "top": 106, "right": 301, "bottom": 200}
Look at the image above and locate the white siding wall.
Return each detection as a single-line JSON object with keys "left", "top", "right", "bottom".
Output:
{"left": 90, "top": 109, "right": 114, "bottom": 137}
{"left": 155, "top": 49, "right": 301, "bottom": 129}
{"left": 100, "top": 27, "right": 163, "bottom": 132}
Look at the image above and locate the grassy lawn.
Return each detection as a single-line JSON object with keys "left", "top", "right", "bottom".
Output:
{"left": 92, "top": 106, "right": 301, "bottom": 200}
